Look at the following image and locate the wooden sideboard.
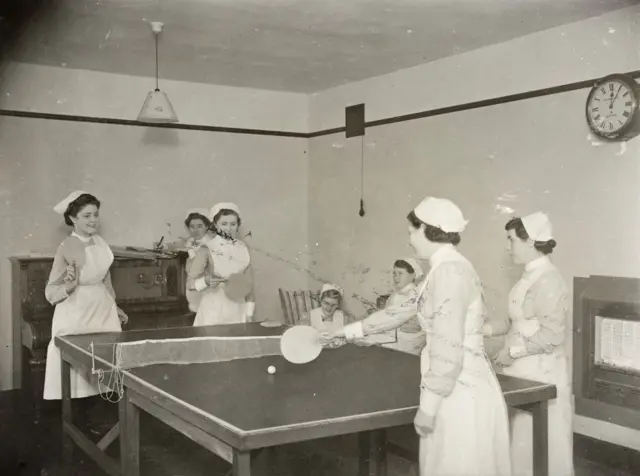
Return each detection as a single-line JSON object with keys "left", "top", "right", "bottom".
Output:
{"left": 10, "top": 247, "right": 193, "bottom": 410}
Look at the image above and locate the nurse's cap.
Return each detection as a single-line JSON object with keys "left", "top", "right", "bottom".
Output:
{"left": 209, "top": 202, "right": 240, "bottom": 222}
{"left": 185, "top": 208, "right": 210, "bottom": 220}
{"left": 321, "top": 283, "right": 344, "bottom": 297}
{"left": 413, "top": 197, "right": 468, "bottom": 233}
{"left": 399, "top": 257, "right": 424, "bottom": 279}
{"left": 521, "top": 212, "right": 553, "bottom": 241}
{"left": 53, "top": 190, "right": 88, "bottom": 215}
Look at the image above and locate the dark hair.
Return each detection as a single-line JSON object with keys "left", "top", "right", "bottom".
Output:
{"left": 406, "top": 210, "right": 461, "bottom": 245}
{"left": 210, "top": 209, "right": 242, "bottom": 232}
{"left": 505, "top": 217, "right": 556, "bottom": 255}
{"left": 184, "top": 213, "right": 211, "bottom": 229}
{"left": 64, "top": 194, "right": 100, "bottom": 226}
{"left": 320, "top": 289, "right": 342, "bottom": 301}
{"left": 394, "top": 259, "right": 416, "bottom": 275}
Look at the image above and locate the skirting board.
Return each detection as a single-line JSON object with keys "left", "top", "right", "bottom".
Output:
{"left": 574, "top": 414, "right": 640, "bottom": 452}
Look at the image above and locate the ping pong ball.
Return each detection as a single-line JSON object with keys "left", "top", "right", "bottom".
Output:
{"left": 268, "top": 365, "right": 276, "bottom": 374}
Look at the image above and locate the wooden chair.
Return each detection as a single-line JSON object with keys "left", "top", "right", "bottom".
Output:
{"left": 278, "top": 289, "right": 321, "bottom": 325}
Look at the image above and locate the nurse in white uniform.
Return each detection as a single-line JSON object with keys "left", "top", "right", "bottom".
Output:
{"left": 182, "top": 208, "right": 214, "bottom": 313}
{"left": 43, "top": 191, "right": 127, "bottom": 401}
{"left": 189, "top": 202, "right": 255, "bottom": 325}
{"left": 343, "top": 197, "right": 512, "bottom": 476}
{"left": 303, "top": 283, "right": 347, "bottom": 333}
{"left": 486, "top": 212, "right": 574, "bottom": 476}
{"left": 330, "top": 258, "right": 426, "bottom": 355}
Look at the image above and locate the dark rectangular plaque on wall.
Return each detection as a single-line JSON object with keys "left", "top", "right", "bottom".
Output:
{"left": 345, "top": 103, "right": 365, "bottom": 138}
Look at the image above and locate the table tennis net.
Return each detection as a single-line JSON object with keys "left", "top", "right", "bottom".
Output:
{"left": 88, "top": 335, "right": 282, "bottom": 403}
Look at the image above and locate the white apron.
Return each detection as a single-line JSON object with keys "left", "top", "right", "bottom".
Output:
{"left": 193, "top": 236, "right": 251, "bottom": 326}
{"left": 418, "top": 251, "right": 511, "bottom": 476}
{"left": 43, "top": 236, "right": 122, "bottom": 400}
{"left": 500, "top": 261, "right": 574, "bottom": 476}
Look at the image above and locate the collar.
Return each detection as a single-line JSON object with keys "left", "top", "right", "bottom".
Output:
{"left": 190, "top": 234, "right": 212, "bottom": 247}
{"left": 72, "top": 231, "right": 94, "bottom": 244}
{"left": 396, "top": 282, "right": 416, "bottom": 295}
{"left": 319, "top": 308, "right": 340, "bottom": 321}
{"left": 214, "top": 233, "right": 237, "bottom": 245}
{"left": 525, "top": 255, "right": 551, "bottom": 272}
{"left": 428, "top": 244, "right": 456, "bottom": 267}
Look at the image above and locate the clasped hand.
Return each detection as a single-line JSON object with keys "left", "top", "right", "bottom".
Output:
{"left": 117, "top": 307, "right": 129, "bottom": 325}
{"left": 493, "top": 347, "right": 514, "bottom": 368}
{"left": 64, "top": 262, "right": 78, "bottom": 294}
{"left": 414, "top": 409, "right": 435, "bottom": 437}
{"left": 205, "top": 274, "right": 226, "bottom": 287}
{"left": 319, "top": 331, "right": 347, "bottom": 349}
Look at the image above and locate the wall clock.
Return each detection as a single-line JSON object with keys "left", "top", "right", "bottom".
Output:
{"left": 585, "top": 73, "right": 640, "bottom": 141}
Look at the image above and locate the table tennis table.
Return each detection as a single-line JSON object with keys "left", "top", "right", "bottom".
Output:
{"left": 56, "top": 323, "right": 556, "bottom": 476}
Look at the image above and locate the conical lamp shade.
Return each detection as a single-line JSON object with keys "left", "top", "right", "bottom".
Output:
{"left": 137, "top": 89, "right": 178, "bottom": 123}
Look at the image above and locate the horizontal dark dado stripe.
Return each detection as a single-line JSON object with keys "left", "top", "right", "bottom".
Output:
{"left": 307, "top": 126, "right": 346, "bottom": 138}
{"left": 2, "top": 69, "right": 639, "bottom": 138}
{"left": 0, "top": 109, "right": 308, "bottom": 138}
{"left": 310, "top": 69, "right": 640, "bottom": 137}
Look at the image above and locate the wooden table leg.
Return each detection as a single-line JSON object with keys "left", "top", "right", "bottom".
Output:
{"left": 233, "top": 450, "right": 251, "bottom": 476}
{"left": 119, "top": 387, "right": 140, "bottom": 476}
{"left": 358, "top": 430, "right": 388, "bottom": 476}
{"left": 531, "top": 401, "right": 549, "bottom": 476}
{"left": 61, "top": 358, "right": 73, "bottom": 465}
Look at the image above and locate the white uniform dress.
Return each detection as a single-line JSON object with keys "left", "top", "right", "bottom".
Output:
{"left": 499, "top": 256, "right": 574, "bottom": 476}
{"left": 43, "top": 233, "right": 122, "bottom": 400}
{"left": 417, "top": 245, "right": 511, "bottom": 476}
{"left": 191, "top": 235, "right": 252, "bottom": 326}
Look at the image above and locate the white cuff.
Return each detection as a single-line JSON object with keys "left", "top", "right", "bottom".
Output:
{"left": 509, "top": 344, "right": 528, "bottom": 358}
{"left": 194, "top": 277, "right": 208, "bottom": 292}
{"left": 344, "top": 322, "right": 364, "bottom": 341}
{"left": 419, "top": 387, "right": 444, "bottom": 417}
{"left": 482, "top": 323, "right": 493, "bottom": 336}
{"left": 245, "top": 302, "right": 255, "bottom": 317}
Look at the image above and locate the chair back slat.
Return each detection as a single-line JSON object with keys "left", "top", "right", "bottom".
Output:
{"left": 278, "top": 289, "right": 323, "bottom": 325}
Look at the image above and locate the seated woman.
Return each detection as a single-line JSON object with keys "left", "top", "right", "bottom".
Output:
{"left": 302, "top": 283, "right": 346, "bottom": 334}
{"left": 300, "top": 283, "right": 347, "bottom": 348}
{"left": 327, "top": 258, "right": 426, "bottom": 355}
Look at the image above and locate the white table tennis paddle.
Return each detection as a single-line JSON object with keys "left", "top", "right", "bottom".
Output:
{"left": 280, "top": 325, "right": 322, "bottom": 364}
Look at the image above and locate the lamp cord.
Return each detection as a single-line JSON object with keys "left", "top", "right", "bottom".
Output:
{"left": 154, "top": 33, "right": 159, "bottom": 91}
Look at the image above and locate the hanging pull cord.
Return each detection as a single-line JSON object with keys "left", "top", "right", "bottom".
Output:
{"left": 359, "top": 135, "right": 365, "bottom": 217}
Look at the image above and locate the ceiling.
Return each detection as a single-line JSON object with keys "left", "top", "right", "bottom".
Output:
{"left": 5, "top": 0, "right": 638, "bottom": 93}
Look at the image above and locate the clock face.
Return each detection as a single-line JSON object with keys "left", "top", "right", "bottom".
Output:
{"left": 587, "top": 78, "right": 637, "bottom": 137}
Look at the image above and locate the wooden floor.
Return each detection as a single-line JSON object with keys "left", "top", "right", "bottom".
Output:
{"left": 0, "top": 391, "right": 636, "bottom": 476}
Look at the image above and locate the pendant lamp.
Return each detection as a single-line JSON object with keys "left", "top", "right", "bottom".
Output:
{"left": 137, "top": 21, "right": 178, "bottom": 123}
